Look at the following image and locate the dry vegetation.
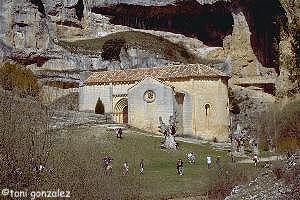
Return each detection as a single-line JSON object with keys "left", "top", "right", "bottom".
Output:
{"left": 0, "top": 89, "right": 53, "bottom": 192}
{"left": 0, "top": 62, "right": 53, "bottom": 192}
{"left": 0, "top": 62, "right": 40, "bottom": 99}
{"left": 206, "top": 164, "right": 255, "bottom": 199}
{"left": 257, "top": 97, "right": 300, "bottom": 155}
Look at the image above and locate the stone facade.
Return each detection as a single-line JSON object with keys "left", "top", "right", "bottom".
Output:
{"left": 165, "top": 78, "right": 229, "bottom": 140}
{"left": 128, "top": 77, "right": 176, "bottom": 133}
{"left": 79, "top": 64, "right": 230, "bottom": 141}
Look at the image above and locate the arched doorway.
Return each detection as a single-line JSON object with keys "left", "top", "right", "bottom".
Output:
{"left": 113, "top": 98, "right": 128, "bottom": 124}
{"left": 123, "top": 106, "right": 128, "bottom": 124}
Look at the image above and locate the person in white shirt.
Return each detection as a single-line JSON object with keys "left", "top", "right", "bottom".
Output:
{"left": 140, "top": 159, "right": 144, "bottom": 174}
{"left": 122, "top": 162, "right": 129, "bottom": 176}
{"left": 207, "top": 156, "right": 212, "bottom": 169}
{"left": 253, "top": 154, "right": 259, "bottom": 167}
{"left": 187, "top": 152, "right": 196, "bottom": 164}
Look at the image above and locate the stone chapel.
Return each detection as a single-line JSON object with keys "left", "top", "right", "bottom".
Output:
{"left": 79, "top": 64, "right": 230, "bottom": 141}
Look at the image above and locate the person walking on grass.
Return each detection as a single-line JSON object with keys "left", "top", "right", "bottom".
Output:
{"left": 253, "top": 154, "right": 259, "bottom": 167}
{"left": 122, "top": 161, "right": 129, "bottom": 176}
{"left": 102, "top": 156, "right": 113, "bottom": 175}
{"left": 207, "top": 156, "right": 212, "bottom": 169}
{"left": 117, "top": 128, "right": 123, "bottom": 139}
{"left": 140, "top": 159, "right": 144, "bottom": 174}
{"left": 187, "top": 152, "right": 196, "bottom": 164}
{"left": 176, "top": 159, "right": 184, "bottom": 175}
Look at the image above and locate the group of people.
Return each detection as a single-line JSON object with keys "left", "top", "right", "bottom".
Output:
{"left": 175, "top": 152, "right": 223, "bottom": 176}
{"left": 102, "top": 156, "right": 144, "bottom": 176}
{"left": 102, "top": 151, "right": 259, "bottom": 177}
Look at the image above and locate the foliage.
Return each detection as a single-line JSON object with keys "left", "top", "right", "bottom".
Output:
{"left": 95, "top": 97, "right": 105, "bottom": 114}
{"left": 258, "top": 98, "right": 300, "bottom": 155}
{"left": 0, "top": 62, "right": 40, "bottom": 98}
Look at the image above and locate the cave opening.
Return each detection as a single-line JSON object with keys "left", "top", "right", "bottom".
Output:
{"left": 75, "top": 0, "right": 84, "bottom": 21}
{"left": 30, "top": 0, "right": 46, "bottom": 17}
{"left": 241, "top": 0, "right": 288, "bottom": 71}
{"left": 101, "top": 39, "right": 126, "bottom": 61}
{"left": 91, "top": 0, "right": 288, "bottom": 72}
{"left": 92, "top": 1, "right": 234, "bottom": 47}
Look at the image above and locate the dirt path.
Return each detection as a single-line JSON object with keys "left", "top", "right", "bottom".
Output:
{"left": 238, "top": 155, "right": 284, "bottom": 163}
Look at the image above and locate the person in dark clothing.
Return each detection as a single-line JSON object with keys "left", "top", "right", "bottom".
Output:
{"left": 117, "top": 128, "right": 123, "bottom": 139}
{"left": 140, "top": 159, "right": 144, "bottom": 174}
{"left": 176, "top": 159, "right": 184, "bottom": 175}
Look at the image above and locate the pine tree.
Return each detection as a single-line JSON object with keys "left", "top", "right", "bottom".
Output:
{"left": 95, "top": 98, "right": 105, "bottom": 114}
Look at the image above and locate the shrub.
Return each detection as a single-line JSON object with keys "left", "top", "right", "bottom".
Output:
{"left": 258, "top": 98, "right": 300, "bottom": 155}
{"left": 95, "top": 98, "right": 105, "bottom": 114}
{"left": 0, "top": 62, "right": 40, "bottom": 98}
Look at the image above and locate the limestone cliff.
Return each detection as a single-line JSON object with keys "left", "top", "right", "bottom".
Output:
{"left": 0, "top": 0, "right": 298, "bottom": 102}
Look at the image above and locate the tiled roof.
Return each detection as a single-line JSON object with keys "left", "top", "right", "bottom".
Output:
{"left": 85, "top": 64, "right": 230, "bottom": 85}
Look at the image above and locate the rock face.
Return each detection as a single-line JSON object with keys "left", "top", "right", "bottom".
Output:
{"left": 0, "top": 0, "right": 298, "bottom": 102}
{"left": 226, "top": 154, "right": 300, "bottom": 200}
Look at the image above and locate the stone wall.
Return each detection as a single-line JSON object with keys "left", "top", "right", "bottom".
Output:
{"left": 79, "top": 83, "right": 134, "bottom": 113}
{"left": 79, "top": 84, "right": 113, "bottom": 112}
{"left": 128, "top": 77, "right": 175, "bottom": 133}
{"left": 42, "top": 85, "right": 78, "bottom": 103}
{"left": 166, "top": 78, "right": 230, "bottom": 141}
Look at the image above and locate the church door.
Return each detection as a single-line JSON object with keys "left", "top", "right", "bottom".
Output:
{"left": 123, "top": 106, "right": 128, "bottom": 124}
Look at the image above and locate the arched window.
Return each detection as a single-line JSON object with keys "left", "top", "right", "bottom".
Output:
{"left": 205, "top": 104, "right": 211, "bottom": 116}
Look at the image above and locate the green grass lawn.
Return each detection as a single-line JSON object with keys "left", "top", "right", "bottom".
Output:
{"left": 44, "top": 125, "right": 258, "bottom": 199}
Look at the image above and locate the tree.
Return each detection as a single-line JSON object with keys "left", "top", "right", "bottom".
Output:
{"left": 0, "top": 62, "right": 40, "bottom": 98}
{"left": 257, "top": 98, "right": 300, "bottom": 155}
{"left": 95, "top": 98, "right": 105, "bottom": 114}
{"left": 158, "top": 116, "right": 177, "bottom": 149}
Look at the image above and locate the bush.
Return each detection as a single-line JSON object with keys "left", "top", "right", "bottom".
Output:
{"left": 95, "top": 98, "right": 105, "bottom": 114}
{"left": 0, "top": 62, "right": 40, "bottom": 98}
{"left": 258, "top": 98, "right": 300, "bottom": 155}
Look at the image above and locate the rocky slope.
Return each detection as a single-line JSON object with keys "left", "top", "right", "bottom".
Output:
{"left": 226, "top": 154, "right": 300, "bottom": 200}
